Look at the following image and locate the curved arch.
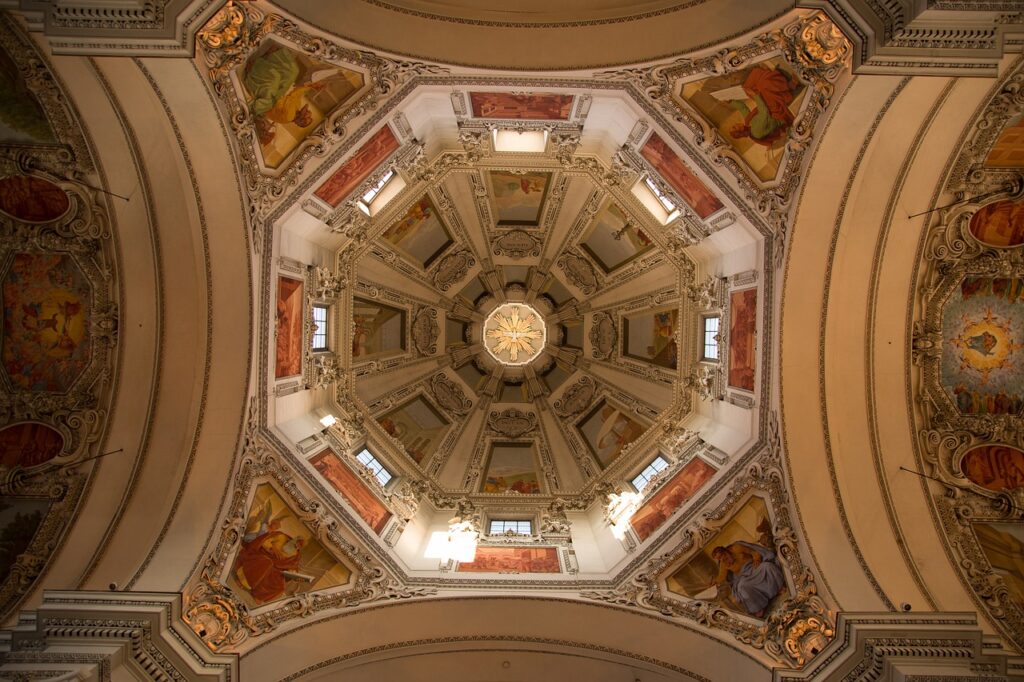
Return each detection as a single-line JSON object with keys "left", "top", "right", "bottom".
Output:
{"left": 239, "top": 596, "right": 769, "bottom": 681}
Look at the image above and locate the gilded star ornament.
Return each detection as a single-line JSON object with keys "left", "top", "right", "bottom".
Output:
{"left": 484, "top": 303, "right": 546, "bottom": 365}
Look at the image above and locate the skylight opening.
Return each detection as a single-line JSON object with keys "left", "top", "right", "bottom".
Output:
{"left": 356, "top": 448, "right": 393, "bottom": 487}
{"left": 631, "top": 175, "right": 681, "bottom": 225}
{"left": 356, "top": 170, "right": 405, "bottom": 216}
{"left": 311, "top": 304, "right": 328, "bottom": 351}
{"left": 491, "top": 128, "right": 548, "bottom": 153}
{"left": 702, "top": 315, "right": 721, "bottom": 361}
{"left": 489, "top": 519, "right": 532, "bottom": 536}
{"left": 631, "top": 455, "right": 669, "bottom": 492}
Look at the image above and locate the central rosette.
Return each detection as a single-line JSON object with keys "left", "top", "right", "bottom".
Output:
{"left": 483, "top": 302, "right": 546, "bottom": 366}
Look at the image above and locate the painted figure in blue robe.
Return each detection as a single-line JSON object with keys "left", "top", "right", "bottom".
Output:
{"left": 710, "top": 540, "right": 786, "bottom": 618}
{"left": 966, "top": 331, "right": 997, "bottom": 357}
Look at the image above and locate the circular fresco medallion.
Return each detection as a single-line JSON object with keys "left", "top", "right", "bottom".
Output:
{"left": 960, "top": 444, "right": 1024, "bottom": 492}
{"left": 968, "top": 199, "right": 1024, "bottom": 249}
{"left": 483, "top": 302, "right": 546, "bottom": 366}
{"left": 0, "top": 176, "right": 70, "bottom": 223}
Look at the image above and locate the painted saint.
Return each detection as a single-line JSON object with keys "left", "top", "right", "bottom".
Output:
{"left": 727, "top": 66, "right": 801, "bottom": 147}
{"left": 708, "top": 539, "right": 787, "bottom": 618}
{"left": 239, "top": 42, "right": 364, "bottom": 169}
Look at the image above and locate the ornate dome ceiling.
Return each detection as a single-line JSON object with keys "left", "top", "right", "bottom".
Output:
{"left": 0, "top": 1, "right": 1023, "bottom": 681}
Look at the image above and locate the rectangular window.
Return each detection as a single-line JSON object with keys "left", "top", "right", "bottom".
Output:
{"left": 312, "top": 305, "right": 328, "bottom": 351}
{"left": 355, "top": 448, "right": 393, "bottom": 487}
{"left": 645, "top": 176, "right": 677, "bottom": 212}
{"left": 702, "top": 315, "right": 720, "bottom": 361}
{"left": 489, "top": 519, "right": 532, "bottom": 536}
{"left": 631, "top": 455, "right": 669, "bottom": 492}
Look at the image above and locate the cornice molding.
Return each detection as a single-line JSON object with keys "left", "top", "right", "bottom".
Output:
{"left": 773, "top": 612, "right": 1024, "bottom": 682}
{"left": 0, "top": 591, "right": 237, "bottom": 681}
{"left": 801, "top": 0, "right": 1023, "bottom": 76}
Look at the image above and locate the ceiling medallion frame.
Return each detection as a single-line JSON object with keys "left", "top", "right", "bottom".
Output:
{"left": 483, "top": 302, "right": 547, "bottom": 366}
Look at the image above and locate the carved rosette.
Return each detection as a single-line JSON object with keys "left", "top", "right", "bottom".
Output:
{"left": 589, "top": 312, "right": 617, "bottom": 360}
{"left": 412, "top": 307, "right": 440, "bottom": 356}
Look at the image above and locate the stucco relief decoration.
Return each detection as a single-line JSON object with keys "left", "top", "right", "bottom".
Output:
{"left": 411, "top": 306, "right": 439, "bottom": 356}
{"left": 196, "top": 4, "right": 448, "bottom": 227}
{"left": 491, "top": 229, "right": 541, "bottom": 259}
{"left": 487, "top": 408, "right": 538, "bottom": 438}
{"left": 594, "top": 12, "right": 851, "bottom": 264}
{"left": 0, "top": 18, "right": 117, "bottom": 623}
{"left": 431, "top": 249, "right": 475, "bottom": 292}
{"left": 185, "top": 408, "right": 436, "bottom": 652}
{"left": 553, "top": 376, "right": 597, "bottom": 419}
{"left": 429, "top": 372, "right": 472, "bottom": 417}
{"left": 913, "top": 57, "right": 1024, "bottom": 653}
{"left": 589, "top": 311, "right": 617, "bottom": 360}
{"left": 557, "top": 251, "right": 599, "bottom": 295}
{"left": 582, "top": 415, "right": 834, "bottom": 669}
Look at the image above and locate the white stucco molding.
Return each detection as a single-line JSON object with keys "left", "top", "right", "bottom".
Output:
{"left": 0, "top": 591, "right": 237, "bottom": 681}
{"left": 774, "top": 612, "right": 1024, "bottom": 682}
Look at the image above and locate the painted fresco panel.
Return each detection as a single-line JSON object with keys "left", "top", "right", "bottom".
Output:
{"left": 314, "top": 126, "right": 399, "bottom": 207}
{"left": 974, "top": 522, "right": 1024, "bottom": 611}
{"left": 666, "top": 496, "right": 787, "bottom": 619}
{"left": 0, "top": 176, "right": 69, "bottom": 223}
{"left": 457, "top": 546, "right": 560, "bottom": 573}
{"left": 631, "top": 458, "right": 716, "bottom": 541}
{"left": 238, "top": 41, "right": 364, "bottom": 169}
{"left": 310, "top": 449, "right": 391, "bottom": 533}
{"left": 275, "top": 276, "right": 303, "bottom": 378}
{"left": 580, "top": 202, "right": 653, "bottom": 273}
{"left": 728, "top": 288, "right": 757, "bottom": 391}
{"left": 576, "top": 398, "right": 647, "bottom": 468}
{"left": 469, "top": 92, "right": 573, "bottom": 120}
{"left": 0, "top": 496, "right": 49, "bottom": 584}
{"left": 677, "top": 57, "right": 805, "bottom": 181}
{"left": 489, "top": 170, "right": 550, "bottom": 226}
{"left": 623, "top": 308, "right": 678, "bottom": 369}
{"left": 381, "top": 196, "right": 453, "bottom": 268}
{"left": 0, "top": 47, "right": 55, "bottom": 144}
{"left": 969, "top": 200, "right": 1024, "bottom": 248}
{"left": 985, "top": 114, "right": 1024, "bottom": 168}
{"left": 0, "top": 423, "right": 62, "bottom": 469}
{"left": 352, "top": 297, "right": 406, "bottom": 360}
{"left": 377, "top": 396, "right": 450, "bottom": 465}
{"left": 639, "top": 132, "right": 723, "bottom": 219}
{"left": 961, "top": 445, "right": 1024, "bottom": 492}
{"left": 942, "top": 277, "right": 1024, "bottom": 415}
{"left": 482, "top": 443, "right": 541, "bottom": 494}
{"left": 228, "top": 484, "right": 351, "bottom": 608}
{"left": 2, "top": 253, "right": 91, "bottom": 392}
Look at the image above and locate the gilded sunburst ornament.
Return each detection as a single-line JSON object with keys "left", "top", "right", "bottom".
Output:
{"left": 484, "top": 303, "right": 546, "bottom": 366}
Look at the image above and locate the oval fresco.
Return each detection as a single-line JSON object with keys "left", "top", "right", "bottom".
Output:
{"left": 2, "top": 252, "right": 92, "bottom": 392}
{"left": 942, "top": 277, "right": 1024, "bottom": 416}
{"left": 0, "top": 176, "right": 70, "bottom": 223}
{"left": 0, "top": 422, "right": 63, "bottom": 469}
{"left": 968, "top": 200, "right": 1024, "bottom": 249}
{"left": 961, "top": 444, "right": 1024, "bottom": 492}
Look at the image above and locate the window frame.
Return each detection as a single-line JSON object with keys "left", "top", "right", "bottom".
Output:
{"left": 700, "top": 314, "right": 721, "bottom": 363}
{"left": 311, "top": 303, "right": 329, "bottom": 353}
{"left": 488, "top": 519, "right": 534, "bottom": 536}
{"left": 631, "top": 455, "right": 670, "bottom": 493}
{"left": 354, "top": 447, "right": 394, "bottom": 488}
